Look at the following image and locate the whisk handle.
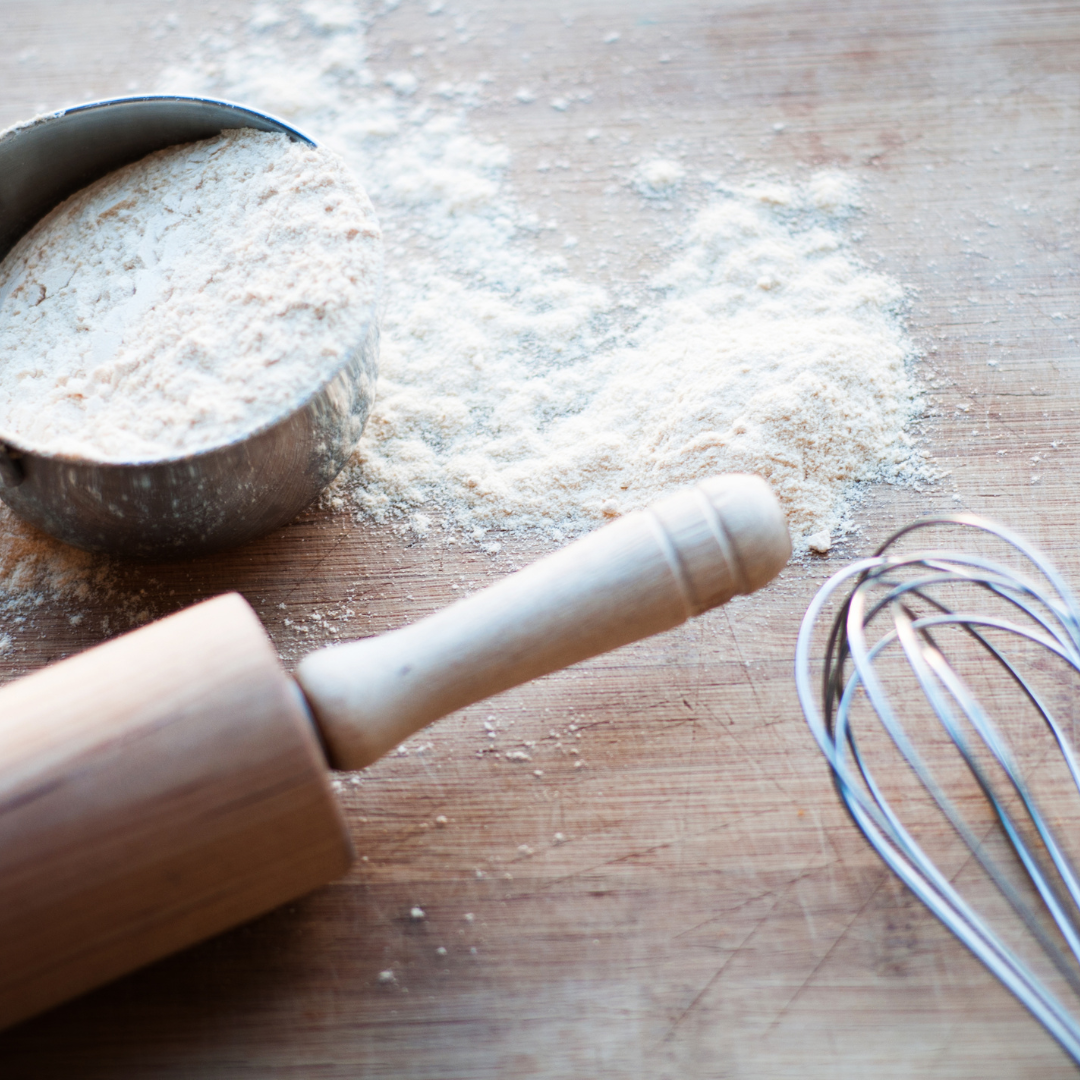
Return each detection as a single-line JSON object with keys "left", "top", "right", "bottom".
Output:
{"left": 297, "top": 473, "right": 791, "bottom": 770}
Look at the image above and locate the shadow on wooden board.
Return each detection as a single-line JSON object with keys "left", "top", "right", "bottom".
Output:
{"left": 0, "top": 884, "right": 353, "bottom": 1079}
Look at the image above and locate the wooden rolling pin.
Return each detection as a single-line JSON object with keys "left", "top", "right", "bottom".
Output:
{"left": 0, "top": 473, "right": 790, "bottom": 1030}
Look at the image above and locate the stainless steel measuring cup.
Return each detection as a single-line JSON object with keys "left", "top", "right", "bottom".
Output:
{"left": 0, "top": 95, "right": 379, "bottom": 558}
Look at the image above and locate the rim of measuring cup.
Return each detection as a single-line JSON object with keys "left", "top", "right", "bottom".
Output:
{"left": 0, "top": 93, "right": 378, "bottom": 469}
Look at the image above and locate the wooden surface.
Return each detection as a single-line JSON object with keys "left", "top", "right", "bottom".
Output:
{"left": 0, "top": 1, "right": 1079, "bottom": 1076}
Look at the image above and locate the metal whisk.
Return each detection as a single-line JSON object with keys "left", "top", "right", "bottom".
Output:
{"left": 796, "top": 514, "right": 1080, "bottom": 1065}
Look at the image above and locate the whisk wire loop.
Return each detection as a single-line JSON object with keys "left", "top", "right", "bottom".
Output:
{"left": 831, "top": 668, "right": 1080, "bottom": 1055}
{"left": 895, "top": 615, "right": 1080, "bottom": 992}
{"left": 796, "top": 515, "right": 1080, "bottom": 1066}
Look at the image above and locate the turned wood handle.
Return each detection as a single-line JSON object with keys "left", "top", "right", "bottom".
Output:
{"left": 297, "top": 473, "right": 791, "bottom": 770}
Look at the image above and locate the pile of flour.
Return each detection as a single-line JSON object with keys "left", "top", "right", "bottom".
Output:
{"left": 159, "top": 3, "right": 925, "bottom": 553}
{"left": 0, "top": 128, "right": 381, "bottom": 461}
{"left": 0, "top": 503, "right": 111, "bottom": 609}
{"left": 350, "top": 177, "right": 917, "bottom": 543}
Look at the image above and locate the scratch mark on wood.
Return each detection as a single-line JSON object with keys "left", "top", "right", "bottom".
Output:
{"left": 762, "top": 869, "right": 891, "bottom": 1036}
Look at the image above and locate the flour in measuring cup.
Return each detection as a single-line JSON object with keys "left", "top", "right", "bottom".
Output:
{"left": 0, "top": 127, "right": 382, "bottom": 461}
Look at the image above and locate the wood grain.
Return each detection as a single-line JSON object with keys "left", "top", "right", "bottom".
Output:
{"left": 0, "top": 593, "right": 352, "bottom": 1030}
{"left": 0, "top": 0, "right": 1078, "bottom": 1076}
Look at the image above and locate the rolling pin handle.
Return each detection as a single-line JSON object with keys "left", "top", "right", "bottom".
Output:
{"left": 297, "top": 473, "right": 791, "bottom": 771}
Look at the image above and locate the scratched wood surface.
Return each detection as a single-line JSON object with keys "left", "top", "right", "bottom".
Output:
{"left": 0, "top": 1, "right": 1079, "bottom": 1076}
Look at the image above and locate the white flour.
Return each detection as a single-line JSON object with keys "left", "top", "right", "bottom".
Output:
{"left": 0, "top": 503, "right": 119, "bottom": 642}
{"left": 0, "top": 128, "right": 381, "bottom": 461}
{"left": 351, "top": 179, "right": 916, "bottom": 542}
{"left": 159, "top": 3, "right": 925, "bottom": 552}
{"left": 0, "top": 0, "right": 928, "bottom": 608}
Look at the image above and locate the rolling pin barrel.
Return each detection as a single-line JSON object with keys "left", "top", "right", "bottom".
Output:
{"left": 298, "top": 473, "right": 791, "bottom": 770}
{"left": 0, "top": 596, "right": 352, "bottom": 1032}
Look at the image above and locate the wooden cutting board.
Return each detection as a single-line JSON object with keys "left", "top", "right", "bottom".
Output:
{"left": 0, "top": 1, "right": 1078, "bottom": 1076}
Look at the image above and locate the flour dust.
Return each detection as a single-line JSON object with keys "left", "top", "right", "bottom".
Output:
{"left": 158, "top": 1, "right": 926, "bottom": 553}
{"left": 0, "top": 0, "right": 928, "bottom": 612}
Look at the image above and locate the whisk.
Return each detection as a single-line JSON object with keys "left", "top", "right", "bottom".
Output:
{"left": 795, "top": 514, "right": 1080, "bottom": 1065}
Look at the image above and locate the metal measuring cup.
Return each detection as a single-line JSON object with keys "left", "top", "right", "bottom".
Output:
{"left": 0, "top": 95, "right": 379, "bottom": 558}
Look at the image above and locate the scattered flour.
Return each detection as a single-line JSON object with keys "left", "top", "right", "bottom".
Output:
{"left": 635, "top": 157, "right": 686, "bottom": 196}
{"left": 0, "top": 503, "right": 114, "bottom": 610}
{"left": 0, "top": 0, "right": 928, "bottom": 607}
{"left": 351, "top": 182, "right": 917, "bottom": 542}
{"left": 0, "top": 128, "right": 381, "bottom": 461}
{"left": 158, "top": 3, "right": 926, "bottom": 553}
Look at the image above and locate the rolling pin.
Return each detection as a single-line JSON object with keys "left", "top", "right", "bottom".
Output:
{"left": 0, "top": 473, "right": 790, "bottom": 1030}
